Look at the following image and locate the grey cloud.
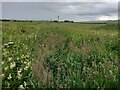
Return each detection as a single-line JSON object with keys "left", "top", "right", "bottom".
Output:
{"left": 0, "top": 3, "right": 2, "bottom": 19}
{"left": 2, "top": 0, "right": 119, "bottom": 2}
{"left": 2, "top": 2, "right": 118, "bottom": 21}
{"left": 62, "top": 2, "right": 117, "bottom": 16}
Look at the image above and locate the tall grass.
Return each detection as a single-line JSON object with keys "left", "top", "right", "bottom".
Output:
{"left": 2, "top": 22, "right": 118, "bottom": 89}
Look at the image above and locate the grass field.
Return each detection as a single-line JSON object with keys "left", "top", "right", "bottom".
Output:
{"left": 1, "top": 21, "right": 119, "bottom": 89}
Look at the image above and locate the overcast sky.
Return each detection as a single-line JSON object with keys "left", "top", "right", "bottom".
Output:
{"left": 1, "top": 0, "right": 119, "bottom": 2}
{"left": 1, "top": 0, "right": 119, "bottom": 22}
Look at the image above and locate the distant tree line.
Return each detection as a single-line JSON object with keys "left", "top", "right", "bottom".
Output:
{"left": 52, "top": 20, "right": 74, "bottom": 23}
{"left": 0, "top": 19, "right": 11, "bottom": 21}
{"left": 1, "top": 19, "right": 74, "bottom": 23}
{"left": 1, "top": 19, "right": 33, "bottom": 22}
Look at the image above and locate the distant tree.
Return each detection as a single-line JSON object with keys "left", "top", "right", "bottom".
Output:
{"left": 64, "top": 20, "right": 70, "bottom": 23}
{"left": 2, "top": 19, "right": 10, "bottom": 22}
{"left": 13, "top": 20, "right": 16, "bottom": 22}
{"left": 71, "top": 21, "right": 74, "bottom": 23}
{"left": 53, "top": 20, "right": 58, "bottom": 22}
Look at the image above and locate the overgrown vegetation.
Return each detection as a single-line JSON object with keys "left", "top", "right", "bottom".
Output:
{"left": 1, "top": 21, "right": 119, "bottom": 89}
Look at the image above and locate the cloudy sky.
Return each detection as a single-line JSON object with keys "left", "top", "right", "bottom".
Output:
{"left": 1, "top": 0, "right": 119, "bottom": 22}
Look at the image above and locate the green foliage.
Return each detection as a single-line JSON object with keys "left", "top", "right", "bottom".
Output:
{"left": 2, "top": 22, "right": 118, "bottom": 89}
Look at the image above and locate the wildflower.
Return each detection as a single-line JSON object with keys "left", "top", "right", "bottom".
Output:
{"left": 8, "top": 74, "right": 12, "bottom": 79}
{"left": 28, "top": 62, "right": 31, "bottom": 66}
{"left": 111, "top": 34, "right": 115, "bottom": 36}
{"left": 2, "top": 61, "right": 4, "bottom": 64}
{"left": 8, "top": 41, "right": 14, "bottom": 45}
{"left": 4, "top": 66, "right": 9, "bottom": 71}
{"left": 18, "top": 68, "right": 22, "bottom": 73}
{"left": 17, "top": 57, "right": 20, "bottom": 60}
{"left": 10, "top": 62, "right": 16, "bottom": 69}
{"left": 8, "top": 57, "right": 12, "bottom": 61}
{"left": 24, "top": 62, "right": 30, "bottom": 70}
{"left": 18, "top": 85, "right": 25, "bottom": 90}
{"left": 24, "top": 61, "right": 27, "bottom": 64}
{"left": 17, "top": 69, "right": 22, "bottom": 80}
{"left": 4, "top": 43, "right": 8, "bottom": 46}
{"left": 21, "top": 54, "right": 25, "bottom": 59}
{"left": 24, "top": 81, "right": 27, "bottom": 87}
{"left": 17, "top": 74, "right": 22, "bottom": 80}
{"left": 24, "top": 65, "right": 29, "bottom": 71}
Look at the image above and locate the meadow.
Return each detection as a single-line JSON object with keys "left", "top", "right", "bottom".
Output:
{"left": 1, "top": 21, "right": 119, "bottom": 89}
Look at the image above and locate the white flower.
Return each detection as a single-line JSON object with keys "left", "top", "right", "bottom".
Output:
{"left": 17, "top": 69, "right": 22, "bottom": 80}
{"left": 18, "top": 85, "right": 25, "bottom": 90}
{"left": 8, "top": 74, "right": 12, "bottom": 79}
{"left": 8, "top": 57, "right": 12, "bottom": 61}
{"left": 8, "top": 41, "right": 14, "bottom": 45}
{"left": 10, "top": 62, "right": 16, "bottom": 69}
{"left": 4, "top": 43, "right": 8, "bottom": 46}
{"left": 27, "top": 62, "right": 31, "bottom": 66}
{"left": 5, "top": 66, "right": 9, "bottom": 71}
{"left": 18, "top": 68, "right": 22, "bottom": 73}
{"left": 24, "top": 65, "right": 29, "bottom": 71}
{"left": 17, "top": 74, "right": 22, "bottom": 80}
{"left": 24, "top": 81, "right": 27, "bottom": 87}
{"left": 24, "top": 62, "right": 30, "bottom": 70}
{"left": 24, "top": 61, "right": 27, "bottom": 64}
{"left": 17, "top": 57, "right": 20, "bottom": 60}
{"left": 21, "top": 55, "right": 25, "bottom": 58}
{"left": 2, "top": 61, "right": 4, "bottom": 64}
{"left": 111, "top": 34, "right": 115, "bottom": 36}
